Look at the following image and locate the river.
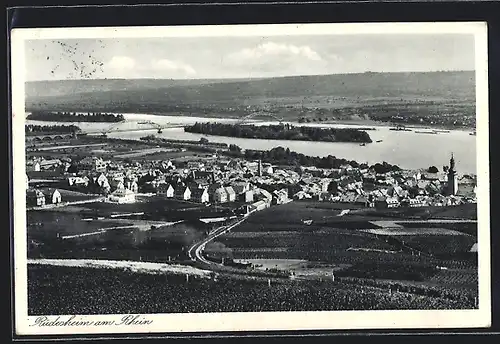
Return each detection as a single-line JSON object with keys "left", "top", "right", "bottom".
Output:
{"left": 26, "top": 113, "right": 478, "bottom": 175}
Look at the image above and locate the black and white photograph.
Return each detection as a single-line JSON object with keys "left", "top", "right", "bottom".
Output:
{"left": 11, "top": 22, "right": 491, "bottom": 335}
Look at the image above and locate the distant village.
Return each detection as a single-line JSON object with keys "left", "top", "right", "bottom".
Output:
{"left": 26, "top": 148, "right": 477, "bottom": 215}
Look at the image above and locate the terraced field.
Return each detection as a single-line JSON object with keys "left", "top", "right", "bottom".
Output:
{"left": 213, "top": 202, "right": 478, "bottom": 290}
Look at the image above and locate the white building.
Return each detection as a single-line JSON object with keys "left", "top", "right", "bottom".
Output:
{"left": 108, "top": 188, "right": 136, "bottom": 204}
{"left": 158, "top": 183, "right": 175, "bottom": 197}
{"left": 46, "top": 189, "right": 62, "bottom": 204}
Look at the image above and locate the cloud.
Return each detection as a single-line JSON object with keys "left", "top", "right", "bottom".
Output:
{"left": 227, "top": 42, "right": 323, "bottom": 63}
{"left": 152, "top": 59, "right": 196, "bottom": 76}
{"left": 108, "top": 56, "right": 136, "bottom": 69}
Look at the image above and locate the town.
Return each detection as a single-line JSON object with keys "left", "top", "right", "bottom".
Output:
{"left": 26, "top": 136, "right": 477, "bottom": 213}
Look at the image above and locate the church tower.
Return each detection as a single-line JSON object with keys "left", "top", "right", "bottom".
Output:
{"left": 447, "top": 153, "right": 458, "bottom": 195}
{"left": 258, "top": 159, "right": 263, "bottom": 177}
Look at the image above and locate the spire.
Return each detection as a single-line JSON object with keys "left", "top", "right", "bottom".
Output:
{"left": 450, "top": 152, "right": 455, "bottom": 171}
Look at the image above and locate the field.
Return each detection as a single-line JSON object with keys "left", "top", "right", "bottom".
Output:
{"left": 349, "top": 203, "right": 477, "bottom": 221}
{"left": 27, "top": 210, "right": 130, "bottom": 237}
{"left": 212, "top": 201, "right": 478, "bottom": 290}
{"left": 397, "top": 234, "right": 476, "bottom": 256}
{"left": 27, "top": 207, "right": 208, "bottom": 263}
{"left": 40, "top": 188, "right": 99, "bottom": 203}
{"left": 26, "top": 136, "right": 168, "bottom": 161}
{"left": 27, "top": 265, "right": 476, "bottom": 315}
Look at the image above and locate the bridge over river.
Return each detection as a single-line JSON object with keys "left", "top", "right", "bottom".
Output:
{"left": 26, "top": 120, "right": 186, "bottom": 142}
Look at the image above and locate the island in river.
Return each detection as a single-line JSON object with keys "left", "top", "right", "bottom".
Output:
{"left": 184, "top": 122, "right": 373, "bottom": 143}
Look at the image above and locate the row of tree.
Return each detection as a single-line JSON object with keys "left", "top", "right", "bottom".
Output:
{"left": 241, "top": 146, "right": 400, "bottom": 173}
{"left": 184, "top": 122, "right": 373, "bottom": 143}
{"left": 27, "top": 111, "right": 125, "bottom": 122}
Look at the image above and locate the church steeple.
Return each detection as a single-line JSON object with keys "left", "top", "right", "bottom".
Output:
{"left": 447, "top": 153, "right": 458, "bottom": 196}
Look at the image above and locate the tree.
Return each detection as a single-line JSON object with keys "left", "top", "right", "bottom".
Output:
{"left": 67, "top": 164, "right": 78, "bottom": 174}
{"left": 427, "top": 166, "right": 439, "bottom": 173}
{"left": 327, "top": 180, "right": 339, "bottom": 194}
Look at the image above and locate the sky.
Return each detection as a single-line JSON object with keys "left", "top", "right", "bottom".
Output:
{"left": 24, "top": 34, "right": 475, "bottom": 81}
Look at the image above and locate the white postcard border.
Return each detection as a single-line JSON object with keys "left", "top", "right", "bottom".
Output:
{"left": 11, "top": 22, "right": 491, "bottom": 335}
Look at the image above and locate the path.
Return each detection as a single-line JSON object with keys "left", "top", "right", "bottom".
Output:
{"left": 27, "top": 197, "right": 105, "bottom": 211}
{"left": 27, "top": 258, "right": 213, "bottom": 277}
{"left": 60, "top": 225, "right": 136, "bottom": 239}
{"left": 187, "top": 216, "right": 248, "bottom": 265}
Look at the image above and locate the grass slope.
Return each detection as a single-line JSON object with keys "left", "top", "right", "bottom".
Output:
{"left": 26, "top": 71, "right": 475, "bottom": 115}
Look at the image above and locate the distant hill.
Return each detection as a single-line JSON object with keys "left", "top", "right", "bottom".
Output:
{"left": 25, "top": 71, "right": 475, "bottom": 115}
{"left": 25, "top": 77, "right": 262, "bottom": 98}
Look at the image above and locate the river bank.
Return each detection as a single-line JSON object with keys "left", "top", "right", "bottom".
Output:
{"left": 143, "top": 112, "right": 475, "bottom": 133}
{"left": 25, "top": 112, "right": 478, "bottom": 174}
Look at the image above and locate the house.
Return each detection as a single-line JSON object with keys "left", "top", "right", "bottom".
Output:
{"left": 95, "top": 173, "right": 110, "bottom": 188}
{"left": 257, "top": 189, "right": 273, "bottom": 203}
{"left": 293, "top": 191, "right": 312, "bottom": 200}
{"left": 108, "top": 188, "right": 136, "bottom": 204}
{"left": 354, "top": 195, "right": 370, "bottom": 207}
{"left": 457, "top": 182, "right": 476, "bottom": 198}
{"left": 245, "top": 161, "right": 259, "bottom": 173}
{"left": 190, "top": 170, "right": 216, "bottom": 183}
{"left": 26, "top": 189, "right": 46, "bottom": 207}
{"left": 249, "top": 200, "right": 270, "bottom": 212}
{"left": 45, "top": 188, "right": 62, "bottom": 204}
{"left": 175, "top": 185, "right": 191, "bottom": 201}
{"left": 417, "top": 179, "right": 431, "bottom": 190}
{"left": 262, "top": 163, "right": 274, "bottom": 175}
{"left": 125, "top": 179, "right": 139, "bottom": 193}
{"left": 158, "top": 183, "right": 175, "bottom": 198}
{"left": 239, "top": 190, "right": 254, "bottom": 203}
{"left": 187, "top": 161, "right": 205, "bottom": 170}
{"left": 191, "top": 188, "right": 210, "bottom": 204}
{"left": 317, "top": 192, "right": 333, "bottom": 202}
{"left": 422, "top": 172, "right": 440, "bottom": 181}
{"left": 90, "top": 173, "right": 110, "bottom": 194}
{"left": 375, "top": 196, "right": 400, "bottom": 209}
{"left": 110, "top": 179, "right": 125, "bottom": 191}
{"left": 224, "top": 186, "right": 237, "bottom": 202}
{"left": 161, "top": 160, "right": 175, "bottom": 170}
{"left": 272, "top": 189, "right": 289, "bottom": 205}
{"left": 231, "top": 181, "right": 251, "bottom": 195}
{"left": 79, "top": 157, "right": 107, "bottom": 172}
{"left": 39, "top": 159, "right": 62, "bottom": 171}
{"left": 425, "top": 181, "right": 443, "bottom": 195}
{"left": 213, "top": 187, "right": 228, "bottom": 204}
{"left": 68, "top": 176, "right": 89, "bottom": 188}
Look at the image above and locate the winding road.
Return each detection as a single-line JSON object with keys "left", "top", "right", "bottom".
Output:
{"left": 187, "top": 216, "right": 248, "bottom": 265}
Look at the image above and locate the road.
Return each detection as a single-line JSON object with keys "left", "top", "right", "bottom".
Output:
{"left": 187, "top": 216, "right": 248, "bottom": 265}
{"left": 27, "top": 197, "right": 106, "bottom": 211}
{"left": 60, "top": 225, "right": 137, "bottom": 239}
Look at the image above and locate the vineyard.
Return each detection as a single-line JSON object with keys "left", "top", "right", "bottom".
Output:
{"left": 28, "top": 265, "right": 476, "bottom": 315}
{"left": 395, "top": 234, "right": 476, "bottom": 256}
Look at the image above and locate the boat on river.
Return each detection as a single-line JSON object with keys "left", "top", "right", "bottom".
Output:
{"left": 376, "top": 140, "right": 383, "bottom": 143}
{"left": 415, "top": 130, "right": 438, "bottom": 135}
{"left": 389, "top": 126, "right": 412, "bottom": 132}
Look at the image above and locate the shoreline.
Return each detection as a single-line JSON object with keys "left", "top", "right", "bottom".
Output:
{"left": 26, "top": 111, "right": 476, "bottom": 133}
